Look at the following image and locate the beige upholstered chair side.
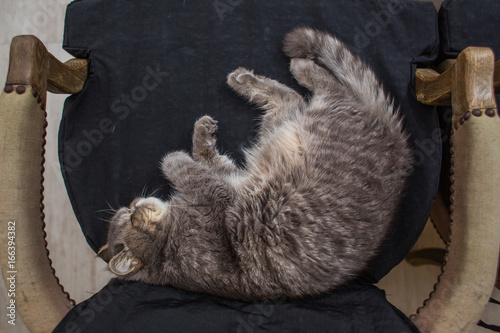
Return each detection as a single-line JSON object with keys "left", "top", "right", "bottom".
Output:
{"left": 412, "top": 47, "right": 500, "bottom": 333}
{"left": 0, "top": 35, "right": 87, "bottom": 333}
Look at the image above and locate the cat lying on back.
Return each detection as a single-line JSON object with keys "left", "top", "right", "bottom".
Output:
{"left": 99, "top": 27, "right": 413, "bottom": 301}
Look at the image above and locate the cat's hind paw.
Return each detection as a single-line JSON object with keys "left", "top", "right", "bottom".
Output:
{"left": 227, "top": 67, "right": 257, "bottom": 91}
{"left": 227, "top": 68, "right": 268, "bottom": 106}
{"left": 290, "top": 58, "right": 336, "bottom": 92}
{"left": 283, "top": 27, "right": 319, "bottom": 59}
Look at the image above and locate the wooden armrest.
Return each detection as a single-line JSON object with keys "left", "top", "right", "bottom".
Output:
{"left": 0, "top": 35, "right": 88, "bottom": 333}
{"left": 411, "top": 47, "right": 500, "bottom": 333}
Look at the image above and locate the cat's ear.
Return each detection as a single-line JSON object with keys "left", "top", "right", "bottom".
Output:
{"left": 97, "top": 243, "right": 112, "bottom": 262}
{"left": 108, "top": 249, "right": 142, "bottom": 275}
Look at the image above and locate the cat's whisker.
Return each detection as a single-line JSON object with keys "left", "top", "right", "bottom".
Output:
{"left": 141, "top": 184, "right": 150, "bottom": 198}
{"left": 94, "top": 202, "right": 120, "bottom": 218}
{"left": 96, "top": 216, "right": 113, "bottom": 223}
{"left": 148, "top": 185, "right": 166, "bottom": 198}
{"left": 95, "top": 209, "right": 118, "bottom": 215}
{"left": 106, "top": 201, "right": 118, "bottom": 211}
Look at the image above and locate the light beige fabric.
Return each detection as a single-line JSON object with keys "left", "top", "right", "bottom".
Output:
{"left": 412, "top": 114, "right": 500, "bottom": 332}
{"left": 0, "top": 88, "right": 73, "bottom": 333}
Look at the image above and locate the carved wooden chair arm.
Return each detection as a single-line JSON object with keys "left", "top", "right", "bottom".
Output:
{"left": 411, "top": 47, "right": 500, "bottom": 333}
{"left": 0, "top": 35, "right": 87, "bottom": 333}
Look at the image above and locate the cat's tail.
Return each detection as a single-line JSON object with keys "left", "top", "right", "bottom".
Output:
{"left": 283, "top": 27, "right": 390, "bottom": 111}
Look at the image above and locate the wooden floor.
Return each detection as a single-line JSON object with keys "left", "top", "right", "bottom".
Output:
{"left": 0, "top": 1, "right": 445, "bottom": 332}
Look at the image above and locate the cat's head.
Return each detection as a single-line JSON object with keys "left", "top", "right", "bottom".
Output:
{"left": 98, "top": 197, "right": 169, "bottom": 277}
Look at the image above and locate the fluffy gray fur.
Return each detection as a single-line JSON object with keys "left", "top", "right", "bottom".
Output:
{"left": 99, "top": 27, "right": 413, "bottom": 301}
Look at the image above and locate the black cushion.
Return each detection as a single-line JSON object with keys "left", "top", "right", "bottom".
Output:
{"left": 439, "top": 0, "right": 500, "bottom": 59}
{"left": 54, "top": 279, "right": 419, "bottom": 333}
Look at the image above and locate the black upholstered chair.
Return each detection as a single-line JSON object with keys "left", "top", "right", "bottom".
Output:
{"left": 0, "top": 1, "right": 498, "bottom": 332}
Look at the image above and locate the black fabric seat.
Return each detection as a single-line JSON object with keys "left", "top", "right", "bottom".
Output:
{"left": 56, "top": 0, "right": 440, "bottom": 331}
{"left": 55, "top": 279, "right": 418, "bottom": 333}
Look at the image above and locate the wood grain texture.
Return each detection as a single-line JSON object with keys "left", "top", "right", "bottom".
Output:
{"left": 6, "top": 35, "right": 88, "bottom": 97}
{"left": 415, "top": 67, "right": 453, "bottom": 105}
{"left": 5, "top": 36, "right": 48, "bottom": 103}
{"left": 47, "top": 55, "right": 88, "bottom": 94}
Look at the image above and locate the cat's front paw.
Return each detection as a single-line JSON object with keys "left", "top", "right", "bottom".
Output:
{"left": 195, "top": 115, "right": 218, "bottom": 135}
{"left": 193, "top": 115, "right": 219, "bottom": 162}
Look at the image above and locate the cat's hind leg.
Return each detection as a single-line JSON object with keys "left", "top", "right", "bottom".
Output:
{"left": 283, "top": 27, "right": 388, "bottom": 109}
{"left": 227, "top": 68, "right": 305, "bottom": 133}
{"left": 289, "top": 58, "right": 344, "bottom": 94}
{"left": 192, "top": 115, "right": 239, "bottom": 175}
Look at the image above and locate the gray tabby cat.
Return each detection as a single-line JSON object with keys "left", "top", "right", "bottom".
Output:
{"left": 99, "top": 27, "right": 413, "bottom": 301}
